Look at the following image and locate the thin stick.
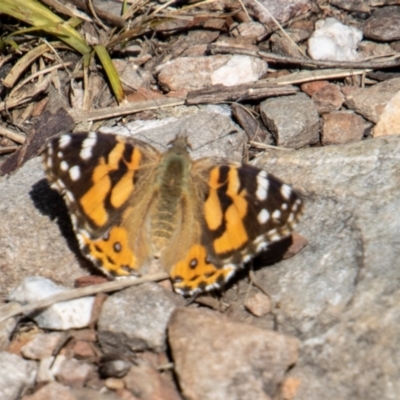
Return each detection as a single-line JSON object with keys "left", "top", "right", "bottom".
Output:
{"left": 259, "top": 51, "right": 400, "bottom": 70}
{"left": 0, "top": 126, "right": 26, "bottom": 144}
{"left": 0, "top": 272, "right": 169, "bottom": 323}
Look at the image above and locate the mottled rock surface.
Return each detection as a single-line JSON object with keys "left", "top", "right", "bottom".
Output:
{"left": 168, "top": 307, "right": 299, "bottom": 400}
{"left": 253, "top": 135, "right": 400, "bottom": 399}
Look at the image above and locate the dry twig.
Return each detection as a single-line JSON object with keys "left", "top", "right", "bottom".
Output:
{"left": 0, "top": 272, "right": 169, "bottom": 323}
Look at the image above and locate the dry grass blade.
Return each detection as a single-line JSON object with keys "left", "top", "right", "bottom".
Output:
{"left": 0, "top": 0, "right": 128, "bottom": 103}
{"left": 0, "top": 272, "right": 169, "bottom": 323}
{"left": 2, "top": 42, "right": 68, "bottom": 88}
{"left": 0, "top": 0, "right": 91, "bottom": 56}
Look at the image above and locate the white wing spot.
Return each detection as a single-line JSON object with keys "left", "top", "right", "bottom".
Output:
{"left": 80, "top": 133, "right": 98, "bottom": 160}
{"left": 59, "top": 135, "right": 72, "bottom": 148}
{"left": 256, "top": 171, "right": 269, "bottom": 200}
{"left": 254, "top": 234, "right": 266, "bottom": 246}
{"left": 57, "top": 151, "right": 63, "bottom": 159}
{"left": 55, "top": 179, "right": 65, "bottom": 190}
{"left": 272, "top": 209, "right": 281, "bottom": 220}
{"left": 280, "top": 184, "right": 292, "bottom": 200}
{"left": 46, "top": 157, "right": 52, "bottom": 169}
{"left": 281, "top": 203, "right": 288, "bottom": 210}
{"left": 256, "top": 241, "right": 269, "bottom": 253}
{"left": 292, "top": 199, "right": 302, "bottom": 212}
{"left": 270, "top": 232, "right": 282, "bottom": 241}
{"left": 60, "top": 161, "right": 69, "bottom": 171}
{"left": 69, "top": 165, "right": 81, "bottom": 181}
{"left": 257, "top": 209, "right": 270, "bottom": 224}
{"left": 65, "top": 190, "right": 75, "bottom": 203}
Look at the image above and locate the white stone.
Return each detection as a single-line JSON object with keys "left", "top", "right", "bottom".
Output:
{"left": 308, "top": 18, "right": 363, "bottom": 61}
{"left": 0, "top": 351, "right": 37, "bottom": 399}
{"left": 211, "top": 55, "right": 268, "bottom": 87}
{"left": 37, "top": 357, "right": 56, "bottom": 382}
{"left": 8, "top": 277, "right": 95, "bottom": 330}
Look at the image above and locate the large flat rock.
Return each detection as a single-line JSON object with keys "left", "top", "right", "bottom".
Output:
{"left": 253, "top": 135, "right": 400, "bottom": 399}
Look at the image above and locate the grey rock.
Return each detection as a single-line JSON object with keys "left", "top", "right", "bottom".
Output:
{"left": 98, "top": 283, "right": 185, "bottom": 353}
{"left": 0, "top": 351, "right": 37, "bottom": 400}
{"left": 260, "top": 92, "right": 320, "bottom": 148}
{"left": 0, "top": 158, "right": 87, "bottom": 297}
{"left": 168, "top": 307, "right": 299, "bottom": 400}
{"left": 243, "top": 0, "right": 312, "bottom": 27}
{"left": 344, "top": 77, "right": 400, "bottom": 123}
{"left": 363, "top": 6, "right": 400, "bottom": 41}
{"left": 331, "top": 0, "right": 370, "bottom": 13}
{"left": 252, "top": 135, "right": 400, "bottom": 399}
{"left": 0, "top": 302, "right": 19, "bottom": 350}
{"left": 100, "top": 108, "right": 246, "bottom": 161}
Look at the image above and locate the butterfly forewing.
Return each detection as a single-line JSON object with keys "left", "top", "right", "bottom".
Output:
{"left": 43, "top": 132, "right": 160, "bottom": 277}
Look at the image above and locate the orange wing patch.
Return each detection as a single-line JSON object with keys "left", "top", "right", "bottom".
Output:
{"left": 78, "top": 226, "right": 138, "bottom": 276}
{"left": 80, "top": 143, "right": 142, "bottom": 227}
{"left": 170, "top": 244, "right": 234, "bottom": 294}
{"left": 205, "top": 166, "right": 250, "bottom": 256}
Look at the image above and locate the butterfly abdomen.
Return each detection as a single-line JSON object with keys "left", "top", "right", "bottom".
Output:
{"left": 151, "top": 147, "right": 192, "bottom": 250}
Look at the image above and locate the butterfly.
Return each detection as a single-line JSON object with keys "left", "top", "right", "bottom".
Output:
{"left": 43, "top": 132, "right": 303, "bottom": 295}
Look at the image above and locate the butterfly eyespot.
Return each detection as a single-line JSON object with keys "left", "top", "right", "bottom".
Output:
{"left": 189, "top": 258, "right": 198, "bottom": 268}
{"left": 103, "top": 232, "right": 110, "bottom": 241}
{"left": 113, "top": 242, "right": 122, "bottom": 253}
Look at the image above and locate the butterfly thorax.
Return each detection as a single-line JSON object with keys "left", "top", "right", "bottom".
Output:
{"left": 150, "top": 140, "right": 193, "bottom": 255}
